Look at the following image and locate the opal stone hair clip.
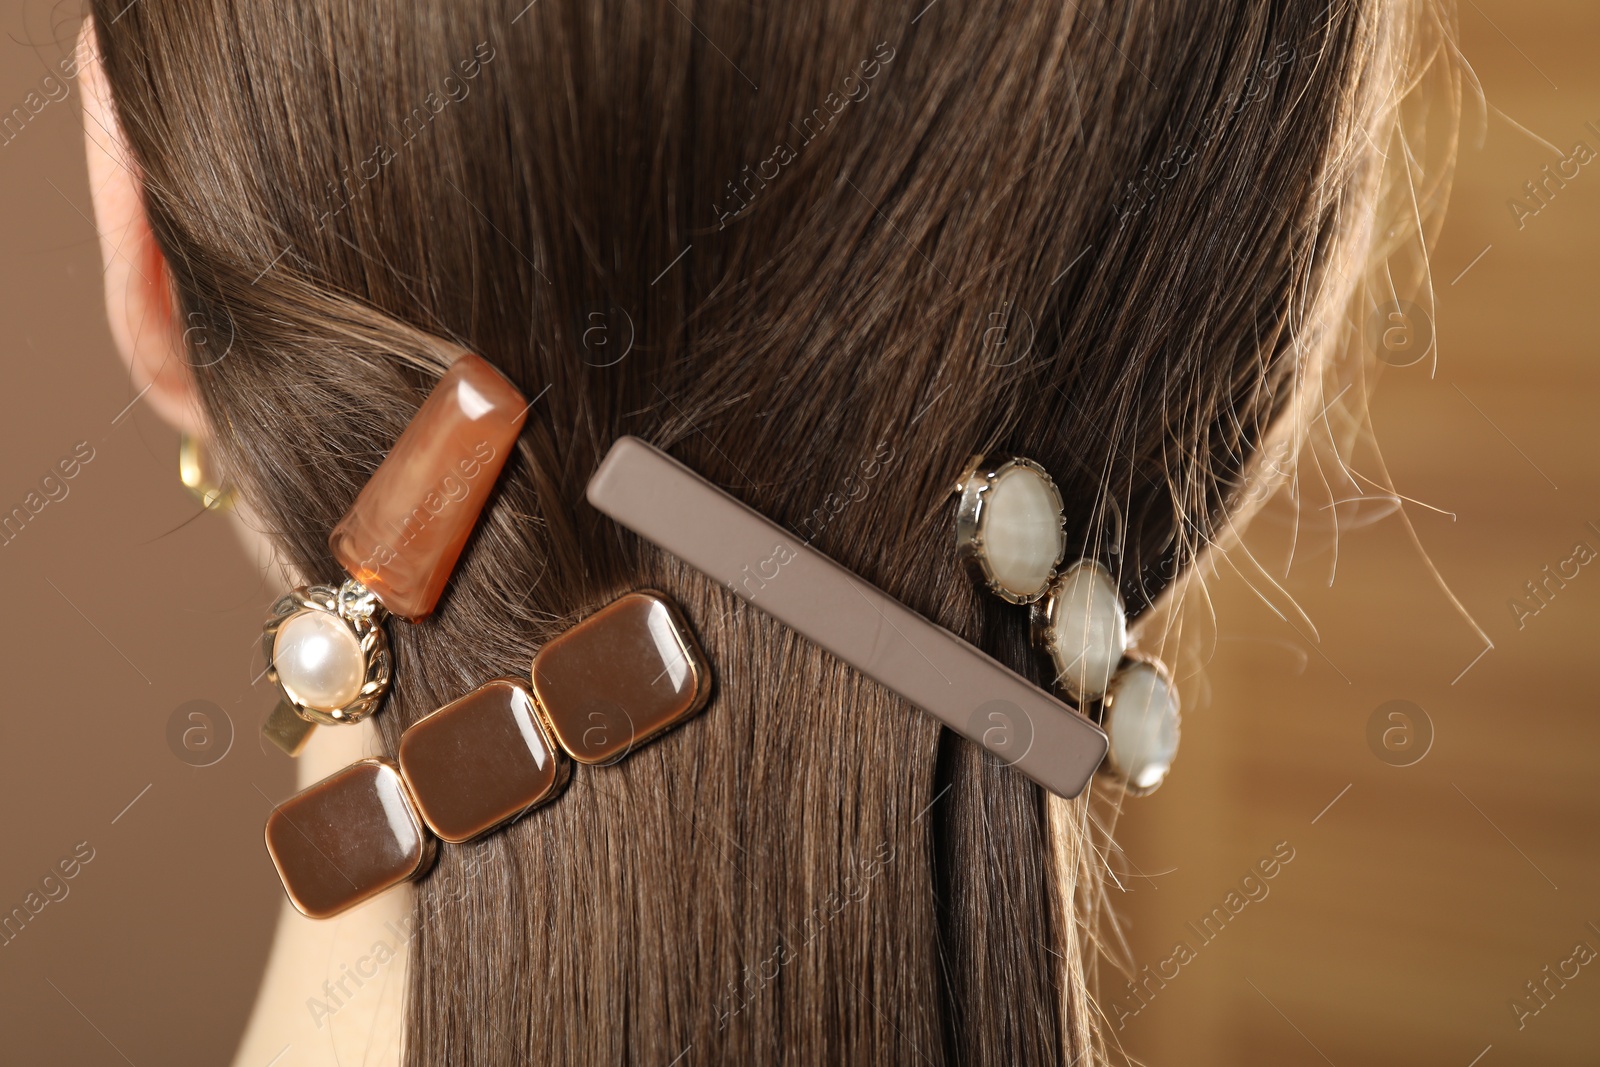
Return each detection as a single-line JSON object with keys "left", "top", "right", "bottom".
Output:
{"left": 955, "top": 456, "right": 1180, "bottom": 794}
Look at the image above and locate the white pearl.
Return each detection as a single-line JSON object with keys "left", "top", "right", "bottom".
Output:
{"left": 1105, "top": 662, "right": 1179, "bottom": 791}
{"left": 274, "top": 610, "right": 365, "bottom": 713}
{"left": 979, "top": 465, "right": 1062, "bottom": 599}
{"left": 1045, "top": 562, "right": 1127, "bottom": 700}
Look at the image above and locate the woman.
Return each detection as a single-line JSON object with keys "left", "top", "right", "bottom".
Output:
{"left": 80, "top": 0, "right": 1427, "bottom": 1062}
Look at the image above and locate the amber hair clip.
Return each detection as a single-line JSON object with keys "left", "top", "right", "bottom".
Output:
{"left": 260, "top": 350, "right": 529, "bottom": 750}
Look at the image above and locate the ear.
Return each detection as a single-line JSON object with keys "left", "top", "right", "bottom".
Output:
{"left": 78, "top": 19, "right": 203, "bottom": 436}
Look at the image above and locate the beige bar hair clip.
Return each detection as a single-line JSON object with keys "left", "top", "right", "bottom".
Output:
{"left": 586, "top": 436, "right": 1109, "bottom": 799}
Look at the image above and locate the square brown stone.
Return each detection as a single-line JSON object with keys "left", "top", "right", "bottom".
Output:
{"left": 398, "top": 678, "right": 570, "bottom": 843}
{"left": 530, "top": 591, "right": 711, "bottom": 765}
{"left": 264, "top": 759, "right": 435, "bottom": 919}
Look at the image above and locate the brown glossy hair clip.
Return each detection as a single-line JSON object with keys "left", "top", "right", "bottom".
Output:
{"left": 265, "top": 591, "right": 712, "bottom": 918}
{"left": 261, "top": 351, "right": 527, "bottom": 746}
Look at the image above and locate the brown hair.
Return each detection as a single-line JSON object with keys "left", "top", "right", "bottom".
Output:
{"left": 91, "top": 0, "right": 1416, "bottom": 1061}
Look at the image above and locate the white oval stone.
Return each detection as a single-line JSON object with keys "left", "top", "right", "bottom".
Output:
{"left": 1104, "top": 662, "right": 1180, "bottom": 792}
{"left": 978, "top": 465, "right": 1062, "bottom": 599}
{"left": 1046, "top": 562, "right": 1127, "bottom": 700}
{"left": 274, "top": 610, "right": 365, "bottom": 712}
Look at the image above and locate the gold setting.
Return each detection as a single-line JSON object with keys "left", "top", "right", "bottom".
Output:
{"left": 262, "top": 580, "right": 392, "bottom": 727}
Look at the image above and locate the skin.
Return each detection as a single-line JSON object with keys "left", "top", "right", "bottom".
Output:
{"left": 79, "top": 22, "right": 408, "bottom": 1067}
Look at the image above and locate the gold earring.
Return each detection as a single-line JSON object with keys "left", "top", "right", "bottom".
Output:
{"left": 178, "top": 433, "right": 234, "bottom": 510}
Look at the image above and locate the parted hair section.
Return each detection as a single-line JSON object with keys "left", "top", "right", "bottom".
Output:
{"left": 91, "top": 0, "right": 1412, "bottom": 1062}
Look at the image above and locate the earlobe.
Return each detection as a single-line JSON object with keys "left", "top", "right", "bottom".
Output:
{"left": 78, "top": 18, "right": 202, "bottom": 436}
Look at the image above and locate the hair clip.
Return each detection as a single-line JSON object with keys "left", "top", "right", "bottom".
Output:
{"left": 265, "top": 591, "right": 711, "bottom": 918}
{"left": 1031, "top": 560, "right": 1127, "bottom": 702}
{"left": 586, "top": 437, "right": 1109, "bottom": 799}
{"left": 265, "top": 757, "right": 436, "bottom": 919}
{"left": 529, "top": 592, "right": 712, "bottom": 765}
{"left": 261, "top": 352, "right": 527, "bottom": 741}
{"left": 955, "top": 456, "right": 1180, "bottom": 794}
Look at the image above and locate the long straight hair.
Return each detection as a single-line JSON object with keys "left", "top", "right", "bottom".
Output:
{"left": 92, "top": 1, "right": 1412, "bottom": 1061}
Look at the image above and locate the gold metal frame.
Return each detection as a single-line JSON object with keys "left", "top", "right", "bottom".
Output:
{"left": 954, "top": 455, "right": 1067, "bottom": 605}
{"left": 261, "top": 699, "right": 317, "bottom": 757}
{"left": 262, "top": 581, "right": 392, "bottom": 727}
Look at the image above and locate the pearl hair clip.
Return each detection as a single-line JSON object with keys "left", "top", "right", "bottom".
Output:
{"left": 955, "top": 457, "right": 1180, "bottom": 794}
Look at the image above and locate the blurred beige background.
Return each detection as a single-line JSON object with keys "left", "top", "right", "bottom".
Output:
{"left": 1114, "top": 4, "right": 1600, "bottom": 1066}
{"left": 0, "top": 6, "right": 292, "bottom": 1064}
{"left": 0, "top": 2, "right": 1592, "bottom": 1065}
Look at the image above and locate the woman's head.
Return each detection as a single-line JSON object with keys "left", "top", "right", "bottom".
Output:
{"left": 83, "top": 0, "right": 1416, "bottom": 1061}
